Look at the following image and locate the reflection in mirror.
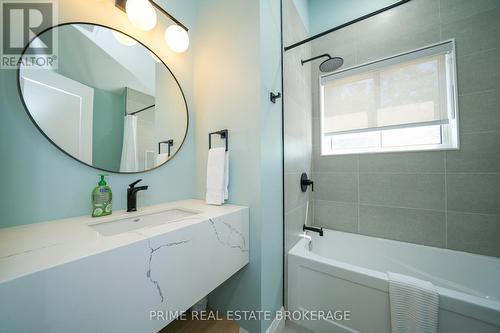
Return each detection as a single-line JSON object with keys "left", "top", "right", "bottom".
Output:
{"left": 18, "top": 23, "right": 188, "bottom": 173}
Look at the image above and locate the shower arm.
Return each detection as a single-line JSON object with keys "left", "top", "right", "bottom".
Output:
{"left": 301, "top": 54, "right": 331, "bottom": 66}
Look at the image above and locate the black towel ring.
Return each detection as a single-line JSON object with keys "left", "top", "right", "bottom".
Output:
{"left": 208, "top": 129, "right": 228, "bottom": 151}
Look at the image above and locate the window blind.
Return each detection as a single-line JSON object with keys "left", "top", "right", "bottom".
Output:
{"left": 320, "top": 42, "right": 453, "bottom": 135}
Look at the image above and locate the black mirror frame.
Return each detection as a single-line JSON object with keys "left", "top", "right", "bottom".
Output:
{"left": 16, "top": 22, "right": 189, "bottom": 174}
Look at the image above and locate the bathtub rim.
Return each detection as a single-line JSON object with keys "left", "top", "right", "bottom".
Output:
{"left": 288, "top": 231, "right": 500, "bottom": 327}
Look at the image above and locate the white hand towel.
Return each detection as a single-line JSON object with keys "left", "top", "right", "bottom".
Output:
{"left": 206, "top": 148, "right": 226, "bottom": 205}
{"left": 224, "top": 151, "right": 229, "bottom": 200}
{"left": 388, "top": 272, "right": 439, "bottom": 333}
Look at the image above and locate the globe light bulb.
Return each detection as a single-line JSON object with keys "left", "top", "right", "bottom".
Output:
{"left": 164, "top": 25, "right": 189, "bottom": 53}
{"left": 126, "top": 0, "right": 157, "bottom": 31}
{"left": 112, "top": 30, "right": 137, "bottom": 46}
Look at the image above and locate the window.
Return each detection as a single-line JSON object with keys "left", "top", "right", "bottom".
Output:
{"left": 320, "top": 40, "right": 459, "bottom": 156}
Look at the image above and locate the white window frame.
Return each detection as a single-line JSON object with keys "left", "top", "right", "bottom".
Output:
{"left": 319, "top": 39, "right": 460, "bottom": 156}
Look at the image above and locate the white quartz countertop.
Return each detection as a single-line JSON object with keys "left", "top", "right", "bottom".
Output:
{"left": 0, "top": 200, "right": 248, "bottom": 284}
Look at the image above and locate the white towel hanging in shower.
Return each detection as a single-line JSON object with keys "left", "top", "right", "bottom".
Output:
{"left": 388, "top": 272, "right": 439, "bottom": 333}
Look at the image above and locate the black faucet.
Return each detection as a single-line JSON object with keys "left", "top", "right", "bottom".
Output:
{"left": 127, "top": 179, "right": 149, "bottom": 212}
{"left": 303, "top": 224, "right": 324, "bottom": 236}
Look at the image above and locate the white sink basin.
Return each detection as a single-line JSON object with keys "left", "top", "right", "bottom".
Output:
{"left": 89, "top": 208, "right": 200, "bottom": 236}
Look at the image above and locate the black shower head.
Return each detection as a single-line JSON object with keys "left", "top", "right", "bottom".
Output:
{"left": 301, "top": 54, "right": 344, "bottom": 73}
{"left": 319, "top": 56, "right": 344, "bottom": 72}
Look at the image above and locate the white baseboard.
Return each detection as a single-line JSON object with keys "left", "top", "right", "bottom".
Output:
{"left": 266, "top": 307, "right": 285, "bottom": 333}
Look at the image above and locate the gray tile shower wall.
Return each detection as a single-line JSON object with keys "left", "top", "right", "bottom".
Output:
{"left": 309, "top": 0, "right": 500, "bottom": 258}
{"left": 283, "top": 0, "right": 313, "bottom": 305}
{"left": 283, "top": 0, "right": 312, "bottom": 265}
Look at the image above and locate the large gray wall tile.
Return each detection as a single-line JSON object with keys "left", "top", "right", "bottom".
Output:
{"left": 284, "top": 134, "right": 311, "bottom": 174}
{"left": 447, "top": 211, "right": 500, "bottom": 257}
{"left": 457, "top": 47, "right": 500, "bottom": 95}
{"left": 355, "top": 0, "right": 440, "bottom": 63}
{"left": 446, "top": 131, "right": 500, "bottom": 173}
{"left": 447, "top": 173, "right": 500, "bottom": 215}
{"left": 283, "top": 0, "right": 312, "bottom": 263}
{"left": 311, "top": 81, "right": 320, "bottom": 120}
{"left": 313, "top": 172, "right": 358, "bottom": 202}
{"left": 359, "top": 205, "right": 446, "bottom": 247}
{"left": 311, "top": 117, "right": 321, "bottom": 149}
{"left": 459, "top": 89, "right": 500, "bottom": 133}
{"left": 285, "top": 204, "right": 308, "bottom": 253}
{"left": 313, "top": 150, "right": 358, "bottom": 173}
{"left": 313, "top": 200, "right": 358, "bottom": 232}
{"left": 359, "top": 173, "right": 446, "bottom": 210}
{"left": 359, "top": 152, "right": 445, "bottom": 173}
{"left": 357, "top": 28, "right": 441, "bottom": 64}
{"left": 439, "top": 0, "right": 500, "bottom": 24}
{"left": 310, "top": 24, "right": 358, "bottom": 70}
{"left": 284, "top": 98, "right": 309, "bottom": 139}
{"left": 441, "top": 7, "right": 500, "bottom": 56}
{"left": 285, "top": 173, "right": 308, "bottom": 213}
{"left": 284, "top": 101, "right": 311, "bottom": 172}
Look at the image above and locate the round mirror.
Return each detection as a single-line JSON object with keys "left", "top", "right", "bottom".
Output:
{"left": 18, "top": 23, "right": 188, "bottom": 173}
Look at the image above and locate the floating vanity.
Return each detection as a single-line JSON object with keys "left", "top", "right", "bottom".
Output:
{"left": 0, "top": 200, "right": 249, "bottom": 333}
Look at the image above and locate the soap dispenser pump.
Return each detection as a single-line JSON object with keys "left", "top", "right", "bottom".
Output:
{"left": 92, "top": 174, "right": 112, "bottom": 218}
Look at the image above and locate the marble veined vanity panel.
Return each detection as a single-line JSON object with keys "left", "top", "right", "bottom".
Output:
{"left": 0, "top": 200, "right": 249, "bottom": 333}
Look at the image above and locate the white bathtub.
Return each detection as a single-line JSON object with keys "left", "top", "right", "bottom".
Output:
{"left": 287, "top": 230, "right": 500, "bottom": 333}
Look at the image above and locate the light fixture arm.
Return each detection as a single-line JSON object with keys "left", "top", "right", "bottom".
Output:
{"left": 115, "top": 0, "right": 189, "bottom": 32}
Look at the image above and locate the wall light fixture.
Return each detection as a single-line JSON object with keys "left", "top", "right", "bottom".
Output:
{"left": 125, "top": 0, "right": 157, "bottom": 31}
{"left": 115, "top": 0, "right": 190, "bottom": 53}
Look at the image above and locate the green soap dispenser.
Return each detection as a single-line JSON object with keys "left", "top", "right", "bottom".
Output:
{"left": 92, "top": 175, "right": 112, "bottom": 217}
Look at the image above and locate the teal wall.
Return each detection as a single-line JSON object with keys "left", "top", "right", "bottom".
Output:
{"left": 193, "top": 0, "right": 283, "bottom": 332}
{"left": 307, "top": 0, "right": 396, "bottom": 36}
{"left": 0, "top": 0, "right": 197, "bottom": 229}
{"left": 92, "top": 88, "right": 125, "bottom": 172}
{"left": 193, "top": 2, "right": 261, "bottom": 332}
